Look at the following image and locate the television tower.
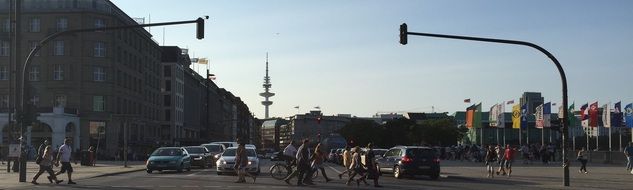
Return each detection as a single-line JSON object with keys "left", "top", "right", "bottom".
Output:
{"left": 259, "top": 53, "right": 275, "bottom": 119}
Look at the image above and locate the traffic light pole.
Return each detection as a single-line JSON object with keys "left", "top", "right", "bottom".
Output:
{"left": 17, "top": 17, "right": 208, "bottom": 182}
{"left": 399, "top": 23, "right": 570, "bottom": 186}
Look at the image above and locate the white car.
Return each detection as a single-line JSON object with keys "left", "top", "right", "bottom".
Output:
{"left": 216, "top": 147, "right": 260, "bottom": 175}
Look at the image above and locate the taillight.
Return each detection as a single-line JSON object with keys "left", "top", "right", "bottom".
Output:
{"left": 401, "top": 156, "right": 412, "bottom": 164}
{"left": 433, "top": 158, "right": 441, "bottom": 164}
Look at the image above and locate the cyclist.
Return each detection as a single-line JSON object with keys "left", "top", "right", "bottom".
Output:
{"left": 283, "top": 140, "right": 297, "bottom": 168}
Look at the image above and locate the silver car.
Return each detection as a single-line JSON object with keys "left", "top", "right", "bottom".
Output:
{"left": 216, "top": 147, "right": 260, "bottom": 175}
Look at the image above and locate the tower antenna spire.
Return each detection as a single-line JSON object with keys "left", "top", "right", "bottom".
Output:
{"left": 260, "top": 52, "right": 275, "bottom": 119}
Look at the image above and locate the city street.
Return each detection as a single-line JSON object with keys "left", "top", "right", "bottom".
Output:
{"left": 5, "top": 159, "right": 631, "bottom": 190}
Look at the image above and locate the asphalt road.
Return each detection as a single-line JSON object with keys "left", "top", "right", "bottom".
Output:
{"left": 9, "top": 159, "right": 632, "bottom": 190}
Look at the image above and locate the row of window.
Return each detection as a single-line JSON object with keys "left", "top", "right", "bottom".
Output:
{"left": 0, "top": 65, "right": 105, "bottom": 81}
{"left": 0, "top": 94, "right": 103, "bottom": 112}
{"left": 0, "top": 40, "right": 106, "bottom": 57}
{"left": 0, "top": 17, "right": 106, "bottom": 33}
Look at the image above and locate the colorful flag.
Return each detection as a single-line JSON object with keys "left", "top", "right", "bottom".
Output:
{"left": 613, "top": 102, "right": 622, "bottom": 127}
{"left": 197, "top": 58, "right": 209, "bottom": 64}
{"left": 497, "top": 103, "right": 505, "bottom": 128}
{"left": 489, "top": 104, "right": 498, "bottom": 127}
{"left": 474, "top": 103, "right": 482, "bottom": 128}
{"left": 568, "top": 103, "right": 576, "bottom": 128}
{"left": 520, "top": 104, "right": 528, "bottom": 129}
{"left": 466, "top": 105, "right": 475, "bottom": 128}
{"left": 602, "top": 103, "right": 611, "bottom": 128}
{"left": 535, "top": 104, "right": 544, "bottom": 128}
{"left": 589, "top": 102, "right": 599, "bottom": 127}
{"left": 625, "top": 103, "right": 633, "bottom": 128}
{"left": 464, "top": 99, "right": 471, "bottom": 103}
{"left": 543, "top": 102, "right": 551, "bottom": 127}
{"left": 512, "top": 104, "right": 521, "bottom": 129}
{"left": 507, "top": 100, "right": 514, "bottom": 105}
{"left": 580, "top": 103, "right": 589, "bottom": 128}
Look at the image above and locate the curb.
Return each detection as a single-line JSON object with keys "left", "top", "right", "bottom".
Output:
{"left": 86, "top": 167, "right": 146, "bottom": 179}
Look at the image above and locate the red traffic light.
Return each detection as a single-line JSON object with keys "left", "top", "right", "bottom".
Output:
{"left": 399, "top": 23, "right": 408, "bottom": 45}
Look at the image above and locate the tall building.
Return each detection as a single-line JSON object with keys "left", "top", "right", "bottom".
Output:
{"left": 259, "top": 54, "right": 274, "bottom": 119}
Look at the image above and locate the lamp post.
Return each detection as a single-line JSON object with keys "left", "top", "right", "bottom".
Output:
{"left": 16, "top": 17, "right": 208, "bottom": 182}
{"left": 399, "top": 23, "right": 570, "bottom": 186}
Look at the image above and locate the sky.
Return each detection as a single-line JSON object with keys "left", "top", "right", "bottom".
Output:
{"left": 110, "top": 0, "right": 633, "bottom": 119}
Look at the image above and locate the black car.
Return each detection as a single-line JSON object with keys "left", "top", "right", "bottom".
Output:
{"left": 201, "top": 143, "right": 225, "bottom": 166}
{"left": 376, "top": 146, "right": 440, "bottom": 179}
{"left": 184, "top": 146, "right": 213, "bottom": 168}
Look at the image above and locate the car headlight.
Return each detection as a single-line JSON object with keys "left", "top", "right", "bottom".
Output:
{"left": 248, "top": 161, "right": 252, "bottom": 165}
{"left": 214, "top": 154, "right": 221, "bottom": 159}
{"left": 194, "top": 156, "right": 202, "bottom": 160}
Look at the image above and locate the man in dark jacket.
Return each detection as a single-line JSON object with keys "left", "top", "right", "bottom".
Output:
{"left": 283, "top": 138, "right": 313, "bottom": 186}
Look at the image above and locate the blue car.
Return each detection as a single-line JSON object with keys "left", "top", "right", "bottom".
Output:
{"left": 146, "top": 147, "right": 192, "bottom": 173}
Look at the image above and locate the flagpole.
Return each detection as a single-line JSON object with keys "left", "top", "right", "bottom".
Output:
{"left": 503, "top": 128, "right": 506, "bottom": 146}
{"left": 572, "top": 127, "right": 575, "bottom": 150}
{"left": 519, "top": 127, "right": 522, "bottom": 146}
{"left": 496, "top": 128, "right": 500, "bottom": 145}
{"left": 542, "top": 127, "right": 545, "bottom": 146}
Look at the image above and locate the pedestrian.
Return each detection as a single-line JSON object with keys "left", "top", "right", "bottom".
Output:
{"left": 88, "top": 146, "right": 96, "bottom": 166}
{"left": 310, "top": 143, "right": 332, "bottom": 182}
{"left": 624, "top": 142, "right": 633, "bottom": 171}
{"left": 282, "top": 140, "right": 297, "bottom": 168}
{"left": 53, "top": 138, "right": 76, "bottom": 184}
{"left": 31, "top": 145, "right": 63, "bottom": 185}
{"left": 503, "top": 144, "right": 515, "bottom": 177}
{"left": 520, "top": 144, "right": 530, "bottom": 164}
{"left": 577, "top": 147, "right": 588, "bottom": 174}
{"left": 338, "top": 146, "right": 352, "bottom": 178}
{"left": 346, "top": 146, "right": 368, "bottom": 186}
{"left": 234, "top": 143, "right": 256, "bottom": 183}
{"left": 283, "top": 138, "right": 312, "bottom": 186}
{"left": 485, "top": 145, "right": 497, "bottom": 178}
{"left": 363, "top": 143, "right": 382, "bottom": 187}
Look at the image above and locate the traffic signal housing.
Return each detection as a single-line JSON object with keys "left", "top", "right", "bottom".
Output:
{"left": 399, "top": 23, "right": 408, "bottom": 45}
{"left": 196, "top": 17, "right": 205, "bottom": 40}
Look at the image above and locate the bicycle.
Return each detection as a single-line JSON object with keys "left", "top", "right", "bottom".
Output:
{"left": 269, "top": 161, "right": 318, "bottom": 180}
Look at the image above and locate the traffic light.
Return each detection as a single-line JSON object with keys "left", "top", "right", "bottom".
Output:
{"left": 196, "top": 17, "right": 205, "bottom": 40}
{"left": 399, "top": 23, "right": 408, "bottom": 45}
{"left": 316, "top": 117, "right": 322, "bottom": 124}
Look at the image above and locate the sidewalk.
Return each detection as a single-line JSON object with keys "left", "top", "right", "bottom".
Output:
{"left": 0, "top": 161, "right": 145, "bottom": 189}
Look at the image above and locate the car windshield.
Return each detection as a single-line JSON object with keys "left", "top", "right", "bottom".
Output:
{"left": 185, "top": 147, "right": 206, "bottom": 154}
{"left": 406, "top": 148, "right": 435, "bottom": 158}
{"left": 222, "top": 148, "right": 257, "bottom": 157}
{"left": 151, "top": 148, "right": 183, "bottom": 156}
{"left": 203, "top": 145, "right": 222, "bottom": 152}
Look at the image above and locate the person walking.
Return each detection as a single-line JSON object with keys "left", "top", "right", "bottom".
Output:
{"left": 577, "top": 147, "right": 588, "bottom": 174}
{"left": 234, "top": 143, "right": 256, "bottom": 183}
{"left": 484, "top": 145, "right": 497, "bottom": 178}
{"left": 338, "top": 146, "right": 352, "bottom": 179}
{"left": 495, "top": 144, "right": 506, "bottom": 176}
{"left": 31, "top": 145, "right": 63, "bottom": 185}
{"left": 283, "top": 138, "right": 312, "bottom": 186}
{"left": 283, "top": 140, "right": 297, "bottom": 168}
{"left": 346, "top": 146, "right": 368, "bottom": 186}
{"left": 503, "top": 144, "right": 515, "bottom": 177}
{"left": 310, "top": 143, "right": 332, "bottom": 182}
{"left": 53, "top": 138, "right": 76, "bottom": 184}
{"left": 624, "top": 142, "right": 633, "bottom": 171}
{"left": 363, "top": 143, "right": 382, "bottom": 187}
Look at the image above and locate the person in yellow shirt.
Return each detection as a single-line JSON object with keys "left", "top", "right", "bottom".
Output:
{"left": 338, "top": 146, "right": 352, "bottom": 179}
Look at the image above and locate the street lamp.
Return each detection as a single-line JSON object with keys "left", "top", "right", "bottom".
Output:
{"left": 16, "top": 17, "right": 209, "bottom": 182}
{"left": 399, "top": 23, "right": 570, "bottom": 186}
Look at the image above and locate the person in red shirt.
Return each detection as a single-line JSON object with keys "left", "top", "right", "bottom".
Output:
{"left": 503, "top": 144, "right": 516, "bottom": 177}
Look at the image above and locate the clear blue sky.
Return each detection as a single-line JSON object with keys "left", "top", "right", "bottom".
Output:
{"left": 111, "top": 0, "right": 633, "bottom": 118}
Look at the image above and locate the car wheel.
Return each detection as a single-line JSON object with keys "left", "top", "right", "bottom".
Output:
{"left": 177, "top": 164, "right": 184, "bottom": 173}
{"left": 394, "top": 166, "right": 403, "bottom": 179}
{"left": 158, "top": 170, "right": 162, "bottom": 172}
{"left": 146, "top": 170, "right": 153, "bottom": 174}
{"left": 217, "top": 172, "right": 223, "bottom": 175}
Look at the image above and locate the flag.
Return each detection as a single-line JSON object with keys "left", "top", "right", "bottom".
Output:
{"left": 568, "top": 103, "right": 576, "bottom": 128}
{"left": 466, "top": 105, "right": 475, "bottom": 128}
{"left": 602, "top": 103, "right": 611, "bottom": 128}
{"left": 520, "top": 104, "right": 528, "bottom": 129}
{"left": 197, "top": 58, "right": 209, "bottom": 64}
{"left": 507, "top": 100, "right": 514, "bottom": 105}
{"left": 314, "top": 106, "right": 321, "bottom": 109}
{"left": 294, "top": 106, "right": 299, "bottom": 109}
{"left": 613, "top": 102, "right": 623, "bottom": 127}
{"left": 474, "top": 103, "right": 482, "bottom": 128}
{"left": 497, "top": 103, "right": 505, "bottom": 128}
{"left": 589, "top": 102, "right": 599, "bottom": 127}
{"left": 535, "top": 104, "right": 544, "bottom": 128}
{"left": 543, "top": 102, "right": 551, "bottom": 128}
{"left": 625, "top": 103, "right": 633, "bottom": 128}
{"left": 512, "top": 104, "right": 521, "bottom": 129}
{"left": 464, "top": 99, "right": 471, "bottom": 103}
{"left": 489, "top": 104, "right": 498, "bottom": 127}
{"left": 580, "top": 103, "right": 589, "bottom": 128}
{"left": 552, "top": 103, "right": 557, "bottom": 106}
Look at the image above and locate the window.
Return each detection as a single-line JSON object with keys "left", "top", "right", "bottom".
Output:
{"left": 164, "top": 80, "right": 171, "bottom": 91}
{"left": 94, "top": 42, "right": 105, "bottom": 57}
{"left": 163, "top": 66, "right": 171, "bottom": 77}
{"left": 93, "top": 96, "right": 104, "bottom": 112}
{"left": 55, "top": 95, "right": 67, "bottom": 107}
{"left": 29, "top": 66, "right": 39, "bottom": 81}
{"left": 0, "top": 66, "right": 7, "bottom": 80}
{"left": 56, "top": 18, "right": 68, "bottom": 31}
{"left": 164, "top": 95, "right": 171, "bottom": 106}
{"left": 164, "top": 110, "right": 171, "bottom": 121}
{"left": 94, "top": 18, "right": 105, "bottom": 28}
{"left": 29, "top": 18, "right": 40, "bottom": 32}
{"left": 53, "top": 65, "right": 64, "bottom": 80}
{"left": 53, "top": 41, "right": 64, "bottom": 56}
{"left": 0, "top": 41, "right": 8, "bottom": 56}
{"left": 0, "top": 95, "right": 7, "bottom": 109}
{"left": 93, "top": 66, "right": 105, "bottom": 81}
{"left": 2, "top": 18, "right": 9, "bottom": 32}
{"left": 31, "top": 95, "right": 39, "bottom": 106}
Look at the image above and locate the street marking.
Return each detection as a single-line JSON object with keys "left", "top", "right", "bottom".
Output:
{"left": 186, "top": 171, "right": 204, "bottom": 176}
{"left": 183, "top": 185, "right": 200, "bottom": 188}
{"left": 204, "top": 186, "right": 221, "bottom": 188}
{"left": 112, "top": 186, "right": 132, "bottom": 188}
{"left": 135, "top": 186, "right": 151, "bottom": 188}
{"left": 158, "top": 186, "right": 176, "bottom": 188}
